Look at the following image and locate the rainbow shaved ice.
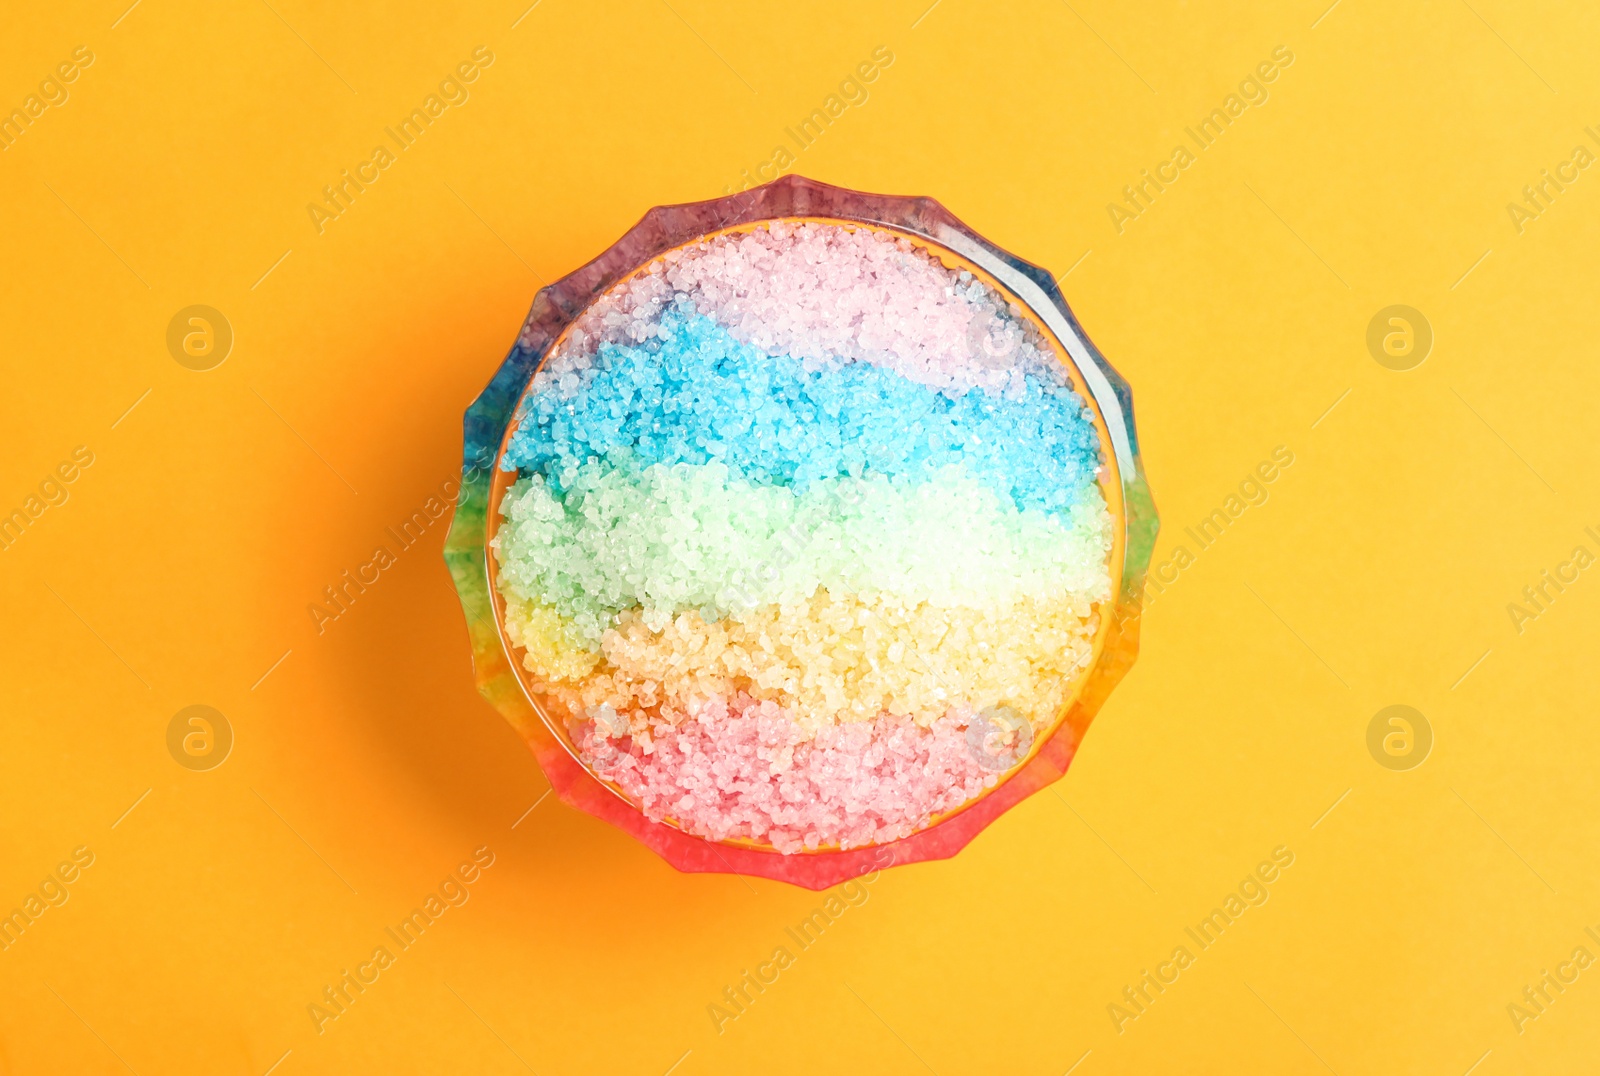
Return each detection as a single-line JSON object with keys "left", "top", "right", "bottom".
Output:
{"left": 492, "top": 222, "right": 1113, "bottom": 853}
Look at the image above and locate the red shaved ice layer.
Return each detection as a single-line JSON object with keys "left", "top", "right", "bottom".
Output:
{"left": 575, "top": 695, "right": 999, "bottom": 854}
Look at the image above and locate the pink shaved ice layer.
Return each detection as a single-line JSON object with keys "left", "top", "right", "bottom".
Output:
{"left": 534, "top": 220, "right": 1058, "bottom": 398}
{"left": 576, "top": 694, "right": 999, "bottom": 854}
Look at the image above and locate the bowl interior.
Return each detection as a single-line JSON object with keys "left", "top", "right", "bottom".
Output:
{"left": 482, "top": 215, "right": 1128, "bottom": 852}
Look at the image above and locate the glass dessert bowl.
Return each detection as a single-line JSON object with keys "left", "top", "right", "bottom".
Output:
{"left": 445, "top": 176, "right": 1156, "bottom": 889}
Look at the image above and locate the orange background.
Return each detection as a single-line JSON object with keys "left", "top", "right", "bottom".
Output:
{"left": 3, "top": 1, "right": 1599, "bottom": 1073}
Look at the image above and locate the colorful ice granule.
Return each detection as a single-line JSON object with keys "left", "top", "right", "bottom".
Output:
{"left": 575, "top": 697, "right": 1001, "bottom": 853}
{"left": 501, "top": 308, "right": 1101, "bottom": 519}
{"left": 505, "top": 588, "right": 1100, "bottom": 735}
{"left": 492, "top": 220, "right": 1114, "bottom": 852}
{"left": 527, "top": 221, "right": 1062, "bottom": 397}
{"left": 493, "top": 457, "right": 1110, "bottom": 646}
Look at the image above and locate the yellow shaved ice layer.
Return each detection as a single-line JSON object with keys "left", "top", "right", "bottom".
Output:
{"left": 500, "top": 594, "right": 600, "bottom": 682}
{"left": 503, "top": 588, "right": 1100, "bottom": 737}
